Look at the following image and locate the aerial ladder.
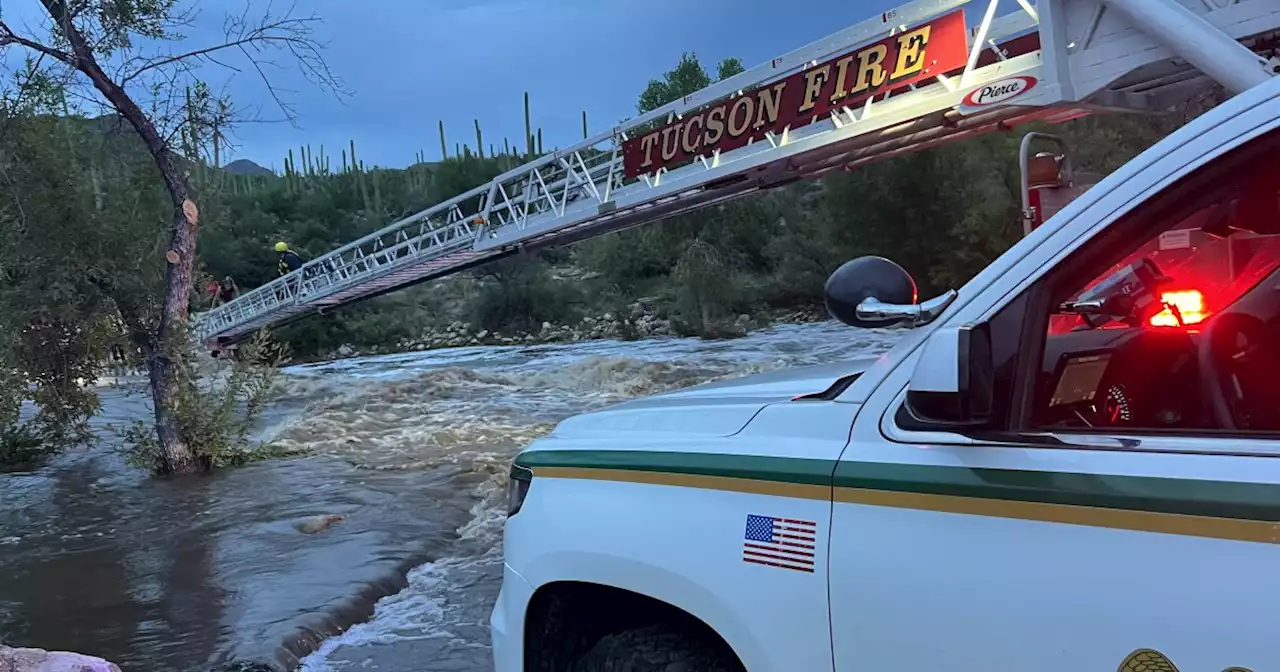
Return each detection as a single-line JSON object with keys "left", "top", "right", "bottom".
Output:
{"left": 194, "top": 0, "right": 1280, "bottom": 350}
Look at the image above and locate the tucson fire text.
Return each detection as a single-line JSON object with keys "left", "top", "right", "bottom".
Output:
{"left": 622, "top": 9, "right": 969, "bottom": 178}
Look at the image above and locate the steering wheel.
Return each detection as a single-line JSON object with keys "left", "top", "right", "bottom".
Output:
{"left": 1196, "top": 310, "right": 1269, "bottom": 430}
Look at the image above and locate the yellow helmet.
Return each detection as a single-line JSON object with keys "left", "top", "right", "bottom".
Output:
{"left": 274, "top": 242, "right": 289, "bottom": 253}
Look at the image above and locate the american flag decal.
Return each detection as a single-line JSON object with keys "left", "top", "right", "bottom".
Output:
{"left": 743, "top": 514, "right": 817, "bottom": 573}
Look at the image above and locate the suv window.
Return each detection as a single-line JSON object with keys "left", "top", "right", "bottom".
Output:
{"left": 1024, "top": 131, "right": 1280, "bottom": 434}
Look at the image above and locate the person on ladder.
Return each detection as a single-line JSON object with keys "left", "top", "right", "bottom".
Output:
{"left": 217, "top": 276, "right": 239, "bottom": 304}
{"left": 276, "top": 241, "right": 304, "bottom": 276}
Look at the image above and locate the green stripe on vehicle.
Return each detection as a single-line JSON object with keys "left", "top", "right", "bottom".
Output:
{"left": 517, "top": 449, "right": 1280, "bottom": 523}
{"left": 515, "top": 450, "right": 835, "bottom": 486}
{"left": 833, "top": 461, "right": 1280, "bottom": 523}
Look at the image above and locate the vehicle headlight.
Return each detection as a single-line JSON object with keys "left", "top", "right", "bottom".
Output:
{"left": 507, "top": 464, "right": 533, "bottom": 516}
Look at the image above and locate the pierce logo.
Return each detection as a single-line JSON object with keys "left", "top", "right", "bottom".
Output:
{"left": 962, "top": 75, "right": 1036, "bottom": 107}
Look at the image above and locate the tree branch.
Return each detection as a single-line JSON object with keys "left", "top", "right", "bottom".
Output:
{"left": 122, "top": 29, "right": 291, "bottom": 86}
{"left": 0, "top": 20, "right": 75, "bottom": 65}
{"left": 37, "top": 0, "right": 186, "bottom": 203}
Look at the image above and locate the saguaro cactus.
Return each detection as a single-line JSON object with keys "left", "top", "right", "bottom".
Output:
{"left": 524, "top": 91, "right": 533, "bottom": 158}
{"left": 358, "top": 160, "right": 370, "bottom": 210}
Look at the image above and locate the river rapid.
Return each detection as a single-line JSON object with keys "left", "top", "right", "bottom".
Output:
{"left": 0, "top": 321, "right": 900, "bottom": 671}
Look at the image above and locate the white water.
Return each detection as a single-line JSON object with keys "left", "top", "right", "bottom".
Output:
{"left": 285, "top": 321, "right": 902, "bottom": 670}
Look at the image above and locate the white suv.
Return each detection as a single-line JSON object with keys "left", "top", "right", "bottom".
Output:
{"left": 490, "top": 2, "right": 1280, "bottom": 670}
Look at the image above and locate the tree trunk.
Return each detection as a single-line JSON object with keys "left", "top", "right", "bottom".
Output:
{"left": 42, "top": 0, "right": 202, "bottom": 473}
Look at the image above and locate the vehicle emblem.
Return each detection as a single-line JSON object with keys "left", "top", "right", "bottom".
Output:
{"left": 959, "top": 75, "right": 1037, "bottom": 113}
{"left": 1118, "top": 648, "right": 1253, "bottom": 672}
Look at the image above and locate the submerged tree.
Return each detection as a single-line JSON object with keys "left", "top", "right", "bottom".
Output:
{"left": 0, "top": 0, "right": 342, "bottom": 473}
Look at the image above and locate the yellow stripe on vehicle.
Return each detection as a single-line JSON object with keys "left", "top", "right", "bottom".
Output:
{"left": 534, "top": 467, "right": 831, "bottom": 501}
{"left": 834, "top": 487, "right": 1280, "bottom": 545}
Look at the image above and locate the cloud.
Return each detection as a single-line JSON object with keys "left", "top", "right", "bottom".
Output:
{"left": 5, "top": 0, "right": 928, "bottom": 171}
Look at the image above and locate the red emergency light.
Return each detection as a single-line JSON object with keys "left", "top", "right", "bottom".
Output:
{"left": 1149, "top": 290, "right": 1207, "bottom": 327}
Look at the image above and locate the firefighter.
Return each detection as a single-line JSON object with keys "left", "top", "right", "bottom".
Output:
{"left": 275, "top": 242, "right": 304, "bottom": 277}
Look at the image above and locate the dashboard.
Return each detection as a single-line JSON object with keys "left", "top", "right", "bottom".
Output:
{"left": 1034, "top": 326, "right": 1207, "bottom": 430}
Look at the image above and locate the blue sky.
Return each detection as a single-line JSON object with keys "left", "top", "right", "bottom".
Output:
{"left": 3, "top": 0, "right": 935, "bottom": 170}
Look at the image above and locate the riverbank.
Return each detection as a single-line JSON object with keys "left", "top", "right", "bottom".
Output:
{"left": 301, "top": 303, "right": 830, "bottom": 364}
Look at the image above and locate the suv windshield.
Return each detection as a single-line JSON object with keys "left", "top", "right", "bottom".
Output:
{"left": 1051, "top": 175, "right": 1280, "bottom": 335}
{"left": 1033, "top": 151, "right": 1280, "bottom": 433}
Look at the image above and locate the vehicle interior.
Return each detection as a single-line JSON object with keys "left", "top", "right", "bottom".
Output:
{"left": 1031, "top": 135, "right": 1280, "bottom": 435}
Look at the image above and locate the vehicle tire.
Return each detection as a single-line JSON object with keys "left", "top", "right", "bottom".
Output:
{"left": 572, "top": 623, "right": 744, "bottom": 672}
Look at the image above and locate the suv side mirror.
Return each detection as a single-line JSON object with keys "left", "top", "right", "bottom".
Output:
{"left": 902, "top": 323, "right": 994, "bottom": 428}
{"left": 824, "top": 256, "right": 957, "bottom": 328}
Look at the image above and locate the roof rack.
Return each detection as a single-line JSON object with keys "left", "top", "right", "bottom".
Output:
{"left": 196, "top": 0, "right": 1279, "bottom": 345}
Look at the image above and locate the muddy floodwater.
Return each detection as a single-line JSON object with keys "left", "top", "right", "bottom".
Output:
{"left": 0, "top": 322, "right": 900, "bottom": 671}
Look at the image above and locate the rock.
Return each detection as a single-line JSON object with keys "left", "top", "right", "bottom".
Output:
{"left": 603, "top": 312, "right": 614, "bottom": 321}
{"left": 295, "top": 514, "right": 346, "bottom": 534}
{"left": 477, "top": 330, "right": 489, "bottom": 339}
{"left": 413, "top": 344, "right": 426, "bottom": 351}
{"left": 0, "top": 645, "right": 121, "bottom": 672}
{"left": 541, "top": 322, "right": 552, "bottom": 332}
{"left": 336, "top": 345, "right": 355, "bottom": 357}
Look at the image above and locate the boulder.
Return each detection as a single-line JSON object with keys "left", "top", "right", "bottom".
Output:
{"left": 294, "top": 514, "right": 346, "bottom": 534}
{"left": 0, "top": 645, "right": 121, "bottom": 672}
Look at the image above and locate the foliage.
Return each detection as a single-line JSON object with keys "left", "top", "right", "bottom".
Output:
{"left": 122, "top": 329, "right": 290, "bottom": 471}
{"left": 0, "top": 106, "right": 164, "bottom": 449}
{"left": 0, "top": 361, "right": 50, "bottom": 468}
{"left": 1, "top": 0, "right": 340, "bottom": 474}
{"left": 470, "top": 257, "right": 582, "bottom": 334}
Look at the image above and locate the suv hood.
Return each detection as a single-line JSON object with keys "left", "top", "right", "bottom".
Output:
{"left": 549, "top": 356, "right": 878, "bottom": 439}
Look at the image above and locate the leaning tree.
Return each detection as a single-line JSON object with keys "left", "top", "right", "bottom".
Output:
{"left": 0, "top": 0, "right": 342, "bottom": 473}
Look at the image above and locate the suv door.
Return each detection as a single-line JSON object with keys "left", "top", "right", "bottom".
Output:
{"left": 828, "top": 86, "right": 1280, "bottom": 670}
